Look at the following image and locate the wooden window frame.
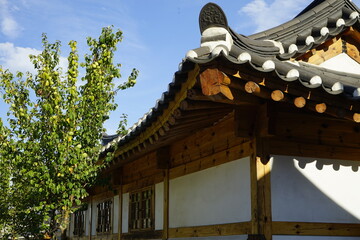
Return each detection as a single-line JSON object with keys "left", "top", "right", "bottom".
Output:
{"left": 73, "top": 210, "right": 85, "bottom": 236}
{"left": 129, "top": 186, "right": 155, "bottom": 232}
{"left": 96, "top": 199, "right": 112, "bottom": 234}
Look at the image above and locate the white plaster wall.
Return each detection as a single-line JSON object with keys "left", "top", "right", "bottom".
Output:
{"left": 113, "top": 195, "right": 119, "bottom": 233}
{"left": 85, "top": 202, "right": 91, "bottom": 236}
{"left": 69, "top": 214, "right": 74, "bottom": 238}
{"left": 169, "top": 157, "right": 251, "bottom": 228}
{"left": 122, "top": 193, "right": 129, "bottom": 233}
{"left": 271, "top": 155, "right": 360, "bottom": 223}
{"left": 67, "top": 221, "right": 70, "bottom": 238}
{"left": 319, "top": 53, "right": 360, "bottom": 75}
{"left": 155, "top": 182, "right": 164, "bottom": 230}
{"left": 91, "top": 199, "right": 97, "bottom": 235}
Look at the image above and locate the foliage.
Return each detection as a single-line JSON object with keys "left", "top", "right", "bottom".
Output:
{"left": 0, "top": 26, "right": 138, "bottom": 239}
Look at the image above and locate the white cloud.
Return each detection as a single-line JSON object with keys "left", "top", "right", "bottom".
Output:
{"left": 0, "top": 0, "right": 22, "bottom": 38}
{"left": 1, "top": 17, "right": 20, "bottom": 38}
{"left": 0, "top": 42, "right": 67, "bottom": 74}
{"left": 240, "top": 0, "right": 310, "bottom": 33}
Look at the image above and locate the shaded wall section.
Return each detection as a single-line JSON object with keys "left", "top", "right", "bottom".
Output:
{"left": 271, "top": 155, "right": 360, "bottom": 223}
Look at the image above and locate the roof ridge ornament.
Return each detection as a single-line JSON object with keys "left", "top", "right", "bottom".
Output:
{"left": 199, "top": 3, "right": 228, "bottom": 33}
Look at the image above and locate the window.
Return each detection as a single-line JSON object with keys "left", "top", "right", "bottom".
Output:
{"left": 129, "top": 187, "right": 154, "bottom": 231}
{"left": 96, "top": 200, "right": 112, "bottom": 234}
{"left": 73, "top": 210, "right": 85, "bottom": 236}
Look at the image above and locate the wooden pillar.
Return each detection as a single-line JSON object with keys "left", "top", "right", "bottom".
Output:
{"left": 249, "top": 102, "right": 274, "bottom": 240}
{"left": 157, "top": 146, "right": 170, "bottom": 240}
{"left": 250, "top": 138, "right": 272, "bottom": 240}
{"left": 163, "top": 169, "right": 170, "bottom": 240}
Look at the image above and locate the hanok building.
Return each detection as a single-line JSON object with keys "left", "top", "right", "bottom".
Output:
{"left": 68, "top": 0, "right": 360, "bottom": 239}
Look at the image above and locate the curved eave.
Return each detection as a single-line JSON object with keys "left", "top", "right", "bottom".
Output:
{"left": 186, "top": 49, "right": 360, "bottom": 115}
{"left": 248, "top": 0, "right": 360, "bottom": 59}
{"left": 100, "top": 60, "right": 197, "bottom": 155}
{"left": 100, "top": 60, "right": 236, "bottom": 168}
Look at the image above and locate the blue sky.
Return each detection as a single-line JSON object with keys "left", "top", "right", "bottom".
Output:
{"left": 1, "top": 0, "right": 360, "bottom": 134}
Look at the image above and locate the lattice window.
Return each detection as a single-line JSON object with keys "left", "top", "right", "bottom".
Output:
{"left": 96, "top": 200, "right": 112, "bottom": 234}
{"left": 129, "top": 187, "right": 154, "bottom": 231}
{"left": 73, "top": 210, "right": 85, "bottom": 236}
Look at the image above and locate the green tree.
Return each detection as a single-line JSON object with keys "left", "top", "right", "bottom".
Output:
{"left": 0, "top": 26, "right": 138, "bottom": 239}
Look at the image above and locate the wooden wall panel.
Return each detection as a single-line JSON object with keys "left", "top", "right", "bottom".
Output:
{"left": 170, "top": 114, "right": 249, "bottom": 168}
{"left": 272, "top": 222, "right": 360, "bottom": 236}
{"left": 273, "top": 112, "right": 360, "bottom": 148}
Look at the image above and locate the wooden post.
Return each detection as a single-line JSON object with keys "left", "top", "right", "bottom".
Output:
{"left": 163, "top": 169, "right": 170, "bottom": 240}
{"left": 250, "top": 139, "right": 272, "bottom": 240}
{"left": 249, "top": 103, "right": 273, "bottom": 240}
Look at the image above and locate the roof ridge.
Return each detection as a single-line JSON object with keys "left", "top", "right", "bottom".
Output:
{"left": 296, "top": 0, "right": 359, "bottom": 17}
{"left": 249, "top": 0, "right": 358, "bottom": 40}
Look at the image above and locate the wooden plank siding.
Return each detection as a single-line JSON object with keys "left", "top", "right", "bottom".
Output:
{"left": 119, "top": 113, "right": 251, "bottom": 193}
{"left": 272, "top": 222, "right": 360, "bottom": 236}
{"left": 168, "top": 222, "right": 252, "bottom": 238}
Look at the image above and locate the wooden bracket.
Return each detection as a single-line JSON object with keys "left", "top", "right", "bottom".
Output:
{"left": 199, "top": 68, "right": 234, "bottom": 100}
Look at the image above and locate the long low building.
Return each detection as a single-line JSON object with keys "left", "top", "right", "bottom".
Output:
{"left": 68, "top": 0, "right": 360, "bottom": 240}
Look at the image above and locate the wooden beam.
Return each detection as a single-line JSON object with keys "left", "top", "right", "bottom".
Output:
{"left": 244, "top": 81, "right": 272, "bottom": 100}
{"left": 270, "top": 110, "right": 360, "bottom": 148}
{"left": 230, "top": 69, "right": 360, "bottom": 113}
{"left": 272, "top": 221, "right": 360, "bottom": 236}
{"left": 199, "top": 68, "right": 234, "bottom": 100}
{"left": 353, "top": 113, "right": 360, "bottom": 123}
{"left": 271, "top": 90, "right": 285, "bottom": 102}
{"left": 168, "top": 222, "right": 251, "bottom": 238}
{"left": 315, "top": 103, "right": 327, "bottom": 113}
{"left": 170, "top": 141, "right": 252, "bottom": 179}
{"left": 180, "top": 100, "right": 230, "bottom": 111}
{"left": 122, "top": 230, "right": 163, "bottom": 239}
{"left": 157, "top": 146, "right": 170, "bottom": 169}
{"left": 294, "top": 96, "right": 306, "bottom": 108}
{"left": 269, "top": 138, "right": 360, "bottom": 161}
{"left": 187, "top": 88, "right": 262, "bottom": 106}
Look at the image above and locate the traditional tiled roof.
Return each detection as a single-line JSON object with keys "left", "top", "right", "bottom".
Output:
{"left": 101, "top": 0, "right": 360, "bottom": 158}
{"left": 250, "top": 0, "right": 360, "bottom": 58}
{"left": 187, "top": 0, "right": 360, "bottom": 99}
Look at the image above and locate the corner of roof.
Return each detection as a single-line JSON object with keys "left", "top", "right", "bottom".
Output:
{"left": 199, "top": 2, "right": 229, "bottom": 33}
{"left": 296, "top": 0, "right": 359, "bottom": 18}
